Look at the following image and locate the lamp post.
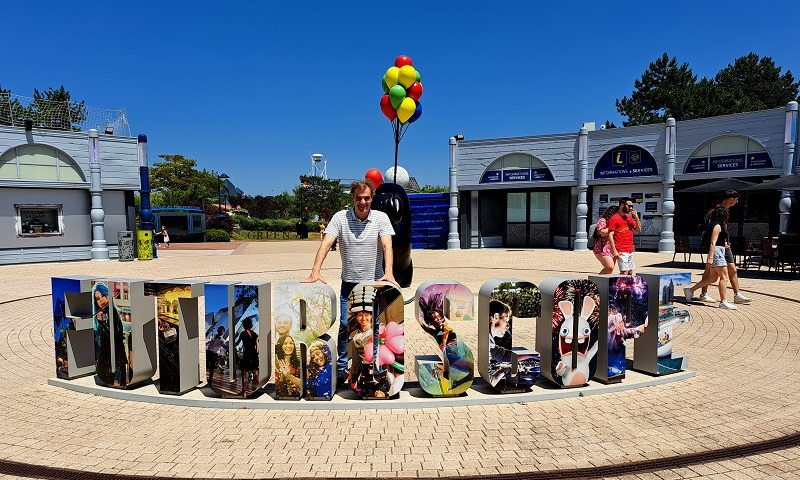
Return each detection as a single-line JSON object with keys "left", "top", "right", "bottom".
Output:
{"left": 448, "top": 134, "right": 464, "bottom": 250}
{"left": 217, "top": 173, "right": 229, "bottom": 218}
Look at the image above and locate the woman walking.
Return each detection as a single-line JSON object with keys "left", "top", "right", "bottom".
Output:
{"left": 684, "top": 206, "right": 737, "bottom": 310}
{"left": 593, "top": 206, "right": 618, "bottom": 274}
{"left": 159, "top": 226, "right": 170, "bottom": 248}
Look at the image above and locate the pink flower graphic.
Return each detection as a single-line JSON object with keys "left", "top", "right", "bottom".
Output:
{"left": 363, "top": 322, "right": 404, "bottom": 366}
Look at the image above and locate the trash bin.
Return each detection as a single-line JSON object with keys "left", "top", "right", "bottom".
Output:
{"left": 136, "top": 229, "right": 153, "bottom": 260}
{"left": 118, "top": 231, "right": 135, "bottom": 261}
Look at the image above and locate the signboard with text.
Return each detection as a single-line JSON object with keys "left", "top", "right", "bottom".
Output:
{"left": 684, "top": 151, "right": 773, "bottom": 174}
{"left": 593, "top": 145, "right": 658, "bottom": 179}
{"left": 480, "top": 167, "right": 554, "bottom": 184}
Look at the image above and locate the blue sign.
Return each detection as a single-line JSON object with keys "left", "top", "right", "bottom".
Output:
{"left": 685, "top": 151, "right": 773, "bottom": 173}
{"left": 531, "top": 168, "right": 554, "bottom": 181}
{"left": 480, "top": 167, "right": 554, "bottom": 184}
{"left": 747, "top": 152, "right": 773, "bottom": 169}
{"left": 685, "top": 157, "right": 708, "bottom": 173}
{"left": 594, "top": 145, "right": 658, "bottom": 179}
{"left": 710, "top": 154, "right": 746, "bottom": 171}
{"left": 503, "top": 168, "right": 530, "bottom": 182}
{"left": 480, "top": 170, "right": 502, "bottom": 183}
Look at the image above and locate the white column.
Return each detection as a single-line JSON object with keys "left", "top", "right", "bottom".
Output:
{"left": 779, "top": 101, "right": 798, "bottom": 234}
{"left": 659, "top": 117, "right": 677, "bottom": 253}
{"left": 574, "top": 127, "right": 589, "bottom": 251}
{"left": 447, "top": 136, "right": 460, "bottom": 250}
{"left": 89, "top": 129, "right": 109, "bottom": 261}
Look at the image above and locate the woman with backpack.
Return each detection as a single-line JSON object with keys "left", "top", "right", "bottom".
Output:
{"left": 592, "top": 206, "right": 619, "bottom": 274}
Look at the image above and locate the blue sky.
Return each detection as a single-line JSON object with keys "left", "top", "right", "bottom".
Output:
{"left": 3, "top": 1, "right": 798, "bottom": 195}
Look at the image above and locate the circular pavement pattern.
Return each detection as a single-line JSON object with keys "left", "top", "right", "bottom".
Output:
{"left": 0, "top": 243, "right": 798, "bottom": 479}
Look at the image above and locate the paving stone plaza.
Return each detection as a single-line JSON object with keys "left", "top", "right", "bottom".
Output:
{"left": 0, "top": 242, "right": 798, "bottom": 479}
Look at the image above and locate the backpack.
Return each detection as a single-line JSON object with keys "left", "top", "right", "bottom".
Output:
{"left": 587, "top": 223, "right": 599, "bottom": 249}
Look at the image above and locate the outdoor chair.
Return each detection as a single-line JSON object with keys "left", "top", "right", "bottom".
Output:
{"left": 758, "top": 237, "right": 778, "bottom": 271}
{"left": 671, "top": 236, "right": 700, "bottom": 267}
{"left": 730, "top": 236, "right": 760, "bottom": 270}
{"left": 775, "top": 235, "right": 800, "bottom": 275}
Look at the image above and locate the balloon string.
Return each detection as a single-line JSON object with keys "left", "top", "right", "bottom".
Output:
{"left": 393, "top": 119, "right": 399, "bottom": 183}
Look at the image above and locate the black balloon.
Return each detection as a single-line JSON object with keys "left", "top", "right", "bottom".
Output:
{"left": 372, "top": 183, "right": 413, "bottom": 287}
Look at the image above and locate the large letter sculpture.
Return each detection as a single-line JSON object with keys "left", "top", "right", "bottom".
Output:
{"left": 274, "top": 282, "right": 337, "bottom": 400}
{"left": 478, "top": 280, "right": 540, "bottom": 392}
{"left": 91, "top": 279, "right": 156, "bottom": 389}
{"left": 589, "top": 275, "right": 649, "bottom": 384}
{"left": 635, "top": 273, "right": 692, "bottom": 375}
{"left": 53, "top": 276, "right": 95, "bottom": 379}
{"left": 538, "top": 277, "right": 600, "bottom": 387}
{"left": 204, "top": 282, "right": 272, "bottom": 398}
{"left": 372, "top": 182, "right": 413, "bottom": 287}
{"left": 145, "top": 280, "right": 203, "bottom": 394}
{"left": 346, "top": 282, "right": 404, "bottom": 399}
{"left": 414, "top": 281, "right": 475, "bottom": 396}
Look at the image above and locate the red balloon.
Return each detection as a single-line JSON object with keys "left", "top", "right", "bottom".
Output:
{"left": 407, "top": 81, "right": 423, "bottom": 101}
{"left": 394, "top": 55, "right": 413, "bottom": 68}
{"left": 365, "top": 168, "right": 383, "bottom": 189}
{"left": 380, "top": 95, "right": 397, "bottom": 121}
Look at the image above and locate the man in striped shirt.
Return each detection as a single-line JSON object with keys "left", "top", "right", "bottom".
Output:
{"left": 303, "top": 180, "right": 397, "bottom": 384}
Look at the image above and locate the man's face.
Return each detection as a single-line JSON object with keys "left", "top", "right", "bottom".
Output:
{"left": 352, "top": 188, "right": 373, "bottom": 217}
{"left": 620, "top": 201, "right": 633, "bottom": 214}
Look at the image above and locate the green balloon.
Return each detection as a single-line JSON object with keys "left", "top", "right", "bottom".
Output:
{"left": 389, "top": 84, "right": 406, "bottom": 109}
{"left": 415, "top": 70, "right": 421, "bottom": 82}
{"left": 381, "top": 77, "right": 389, "bottom": 94}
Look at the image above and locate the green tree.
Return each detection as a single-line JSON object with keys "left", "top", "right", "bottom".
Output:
{"left": 713, "top": 53, "right": 799, "bottom": 114}
{"left": 294, "top": 175, "right": 349, "bottom": 221}
{"left": 616, "top": 52, "right": 799, "bottom": 126}
{"left": 615, "top": 53, "right": 698, "bottom": 126}
{"left": 30, "top": 86, "right": 87, "bottom": 131}
{"left": 417, "top": 184, "right": 448, "bottom": 193}
{"left": 150, "top": 154, "right": 219, "bottom": 207}
{"left": 0, "top": 86, "right": 27, "bottom": 126}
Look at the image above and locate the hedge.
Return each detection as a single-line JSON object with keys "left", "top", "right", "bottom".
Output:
{"left": 205, "top": 229, "right": 231, "bottom": 242}
{"left": 233, "top": 215, "right": 322, "bottom": 233}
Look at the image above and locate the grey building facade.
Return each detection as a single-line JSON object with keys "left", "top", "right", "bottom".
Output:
{"left": 0, "top": 125, "right": 140, "bottom": 264}
{"left": 454, "top": 103, "right": 799, "bottom": 251}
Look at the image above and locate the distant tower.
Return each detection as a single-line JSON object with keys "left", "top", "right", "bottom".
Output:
{"left": 310, "top": 153, "right": 327, "bottom": 179}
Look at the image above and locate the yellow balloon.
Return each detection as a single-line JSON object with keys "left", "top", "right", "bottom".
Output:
{"left": 397, "top": 97, "right": 417, "bottom": 123}
{"left": 398, "top": 65, "right": 418, "bottom": 88}
{"left": 384, "top": 66, "right": 400, "bottom": 88}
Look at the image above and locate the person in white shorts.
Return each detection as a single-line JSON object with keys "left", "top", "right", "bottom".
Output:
{"left": 684, "top": 206, "right": 737, "bottom": 310}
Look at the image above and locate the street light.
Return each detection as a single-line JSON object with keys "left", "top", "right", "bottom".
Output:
{"left": 217, "top": 173, "right": 230, "bottom": 218}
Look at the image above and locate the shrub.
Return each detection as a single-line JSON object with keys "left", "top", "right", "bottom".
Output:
{"left": 205, "top": 229, "right": 230, "bottom": 242}
{"left": 207, "top": 214, "right": 234, "bottom": 233}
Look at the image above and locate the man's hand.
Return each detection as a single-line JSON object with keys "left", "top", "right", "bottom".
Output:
{"left": 379, "top": 273, "right": 399, "bottom": 288}
{"left": 302, "top": 271, "right": 326, "bottom": 284}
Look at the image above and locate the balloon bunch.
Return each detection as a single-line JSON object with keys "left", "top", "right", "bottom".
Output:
{"left": 379, "top": 55, "right": 423, "bottom": 183}
{"left": 380, "top": 55, "right": 423, "bottom": 125}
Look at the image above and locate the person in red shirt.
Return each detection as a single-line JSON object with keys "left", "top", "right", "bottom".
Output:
{"left": 607, "top": 197, "right": 642, "bottom": 275}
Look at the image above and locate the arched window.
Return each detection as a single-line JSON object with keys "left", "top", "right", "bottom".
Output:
{"left": 480, "top": 153, "right": 554, "bottom": 183}
{"left": 684, "top": 135, "right": 773, "bottom": 173}
{"left": 0, "top": 144, "right": 86, "bottom": 182}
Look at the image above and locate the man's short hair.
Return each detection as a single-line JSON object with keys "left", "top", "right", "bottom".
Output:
{"left": 618, "top": 197, "right": 632, "bottom": 205}
{"left": 350, "top": 180, "right": 374, "bottom": 197}
{"left": 489, "top": 299, "right": 511, "bottom": 317}
{"left": 721, "top": 190, "right": 740, "bottom": 200}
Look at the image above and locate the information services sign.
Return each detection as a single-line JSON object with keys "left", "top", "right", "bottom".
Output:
{"left": 593, "top": 145, "right": 658, "bottom": 179}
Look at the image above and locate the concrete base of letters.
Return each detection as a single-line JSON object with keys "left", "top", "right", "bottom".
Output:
{"left": 49, "top": 369, "right": 695, "bottom": 410}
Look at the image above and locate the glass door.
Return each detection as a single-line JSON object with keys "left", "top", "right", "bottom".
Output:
{"left": 505, "top": 191, "right": 552, "bottom": 247}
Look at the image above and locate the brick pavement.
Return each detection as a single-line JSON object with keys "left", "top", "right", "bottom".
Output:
{"left": 0, "top": 242, "right": 797, "bottom": 479}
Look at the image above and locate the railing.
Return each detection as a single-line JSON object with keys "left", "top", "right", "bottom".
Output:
{"left": 0, "top": 92, "right": 130, "bottom": 137}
